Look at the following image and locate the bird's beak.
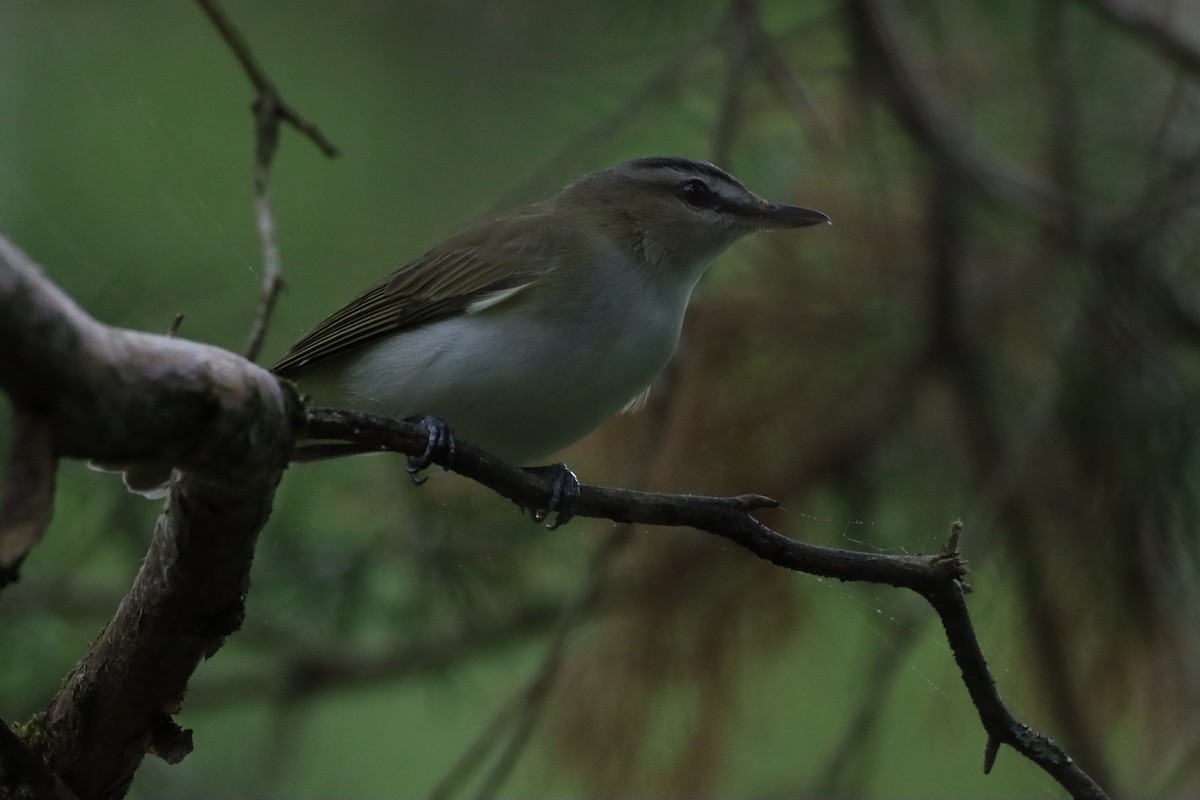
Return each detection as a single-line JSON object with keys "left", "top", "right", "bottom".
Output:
{"left": 749, "top": 201, "right": 831, "bottom": 229}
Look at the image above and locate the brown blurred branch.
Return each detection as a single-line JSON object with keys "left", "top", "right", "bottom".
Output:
{"left": 0, "top": 233, "right": 300, "bottom": 798}
{"left": 194, "top": 0, "right": 338, "bottom": 362}
{"left": 846, "top": 0, "right": 1199, "bottom": 307}
{"left": 845, "top": 0, "right": 1072, "bottom": 227}
{"left": 304, "top": 408, "right": 1110, "bottom": 800}
{"left": 1075, "top": 0, "right": 1200, "bottom": 77}
{"left": 188, "top": 601, "right": 566, "bottom": 705}
{"left": 712, "top": 0, "right": 756, "bottom": 165}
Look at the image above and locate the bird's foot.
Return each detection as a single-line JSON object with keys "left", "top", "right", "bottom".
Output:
{"left": 405, "top": 415, "right": 456, "bottom": 485}
{"left": 524, "top": 463, "right": 580, "bottom": 530}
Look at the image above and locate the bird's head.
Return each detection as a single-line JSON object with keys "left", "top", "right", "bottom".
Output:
{"left": 558, "top": 156, "right": 829, "bottom": 282}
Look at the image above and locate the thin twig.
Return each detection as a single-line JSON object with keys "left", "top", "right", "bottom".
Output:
{"left": 243, "top": 103, "right": 285, "bottom": 363}
{"left": 194, "top": 0, "right": 338, "bottom": 157}
{"left": 194, "top": 0, "right": 338, "bottom": 362}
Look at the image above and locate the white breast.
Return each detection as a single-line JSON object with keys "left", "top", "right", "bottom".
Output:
{"left": 332, "top": 255, "right": 696, "bottom": 465}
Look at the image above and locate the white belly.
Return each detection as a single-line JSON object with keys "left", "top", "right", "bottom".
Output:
{"left": 314, "top": 281, "right": 687, "bottom": 464}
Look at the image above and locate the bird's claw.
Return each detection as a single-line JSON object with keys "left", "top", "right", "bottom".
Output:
{"left": 524, "top": 463, "right": 580, "bottom": 529}
{"left": 405, "top": 415, "right": 456, "bottom": 485}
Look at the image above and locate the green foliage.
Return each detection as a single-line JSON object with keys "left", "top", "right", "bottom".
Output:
{"left": 2, "top": 0, "right": 1200, "bottom": 797}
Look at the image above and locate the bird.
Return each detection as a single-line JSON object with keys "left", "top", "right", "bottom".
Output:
{"left": 274, "top": 156, "right": 829, "bottom": 524}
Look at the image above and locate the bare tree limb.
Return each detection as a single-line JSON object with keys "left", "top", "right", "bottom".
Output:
{"left": 304, "top": 408, "right": 1108, "bottom": 799}
{"left": 194, "top": 0, "right": 339, "bottom": 362}
{"left": 0, "top": 233, "right": 301, "bottom": 798}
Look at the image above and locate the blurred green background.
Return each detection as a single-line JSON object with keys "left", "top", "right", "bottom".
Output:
{"left": 2, "top": 0, "right": 1200, "bottom": 797}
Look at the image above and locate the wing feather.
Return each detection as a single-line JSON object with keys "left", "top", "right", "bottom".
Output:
{"left": 273, "top": 207, "right": 566, "bottom": 377}
{"left": 620, "top": 384, "right": 653, "bottom": 414}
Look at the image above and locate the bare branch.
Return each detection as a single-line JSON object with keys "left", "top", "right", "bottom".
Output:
{"left": 194, "top": 0, "right": 337, "bottom": 158}
{"left": 0, "top": 236, "right": 297, "bottom": 471}
{"left": 303, "top": 407, "right": 1107, "bottom": 799}
{"left": 0, "top": 234, "right": 301, "bottom": 797}
{"left": 194, "top": 0, "right": 338, "bottom": 363}
{"left": 243, "top": 133, "right": 285, "bottom": 363}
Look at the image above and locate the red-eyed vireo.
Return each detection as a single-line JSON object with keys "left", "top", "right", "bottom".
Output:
{"left": 274, "top": 157, "right": 828, "bottom": 522}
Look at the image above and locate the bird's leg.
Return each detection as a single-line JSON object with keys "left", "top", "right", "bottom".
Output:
{"left": 523, "top": 463, "right": 580, "bottom": 529}
{"left": 404, "top": 415, "right": 456, "bottom": 485}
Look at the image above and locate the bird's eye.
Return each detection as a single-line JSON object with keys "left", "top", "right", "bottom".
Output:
{"left": 679, "top": 178, "right": 715, "bottom": 209}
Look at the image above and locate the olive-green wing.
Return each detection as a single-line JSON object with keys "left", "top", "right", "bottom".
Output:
{"left": 272, "top": 211, "right": 562, "bottom": 377}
